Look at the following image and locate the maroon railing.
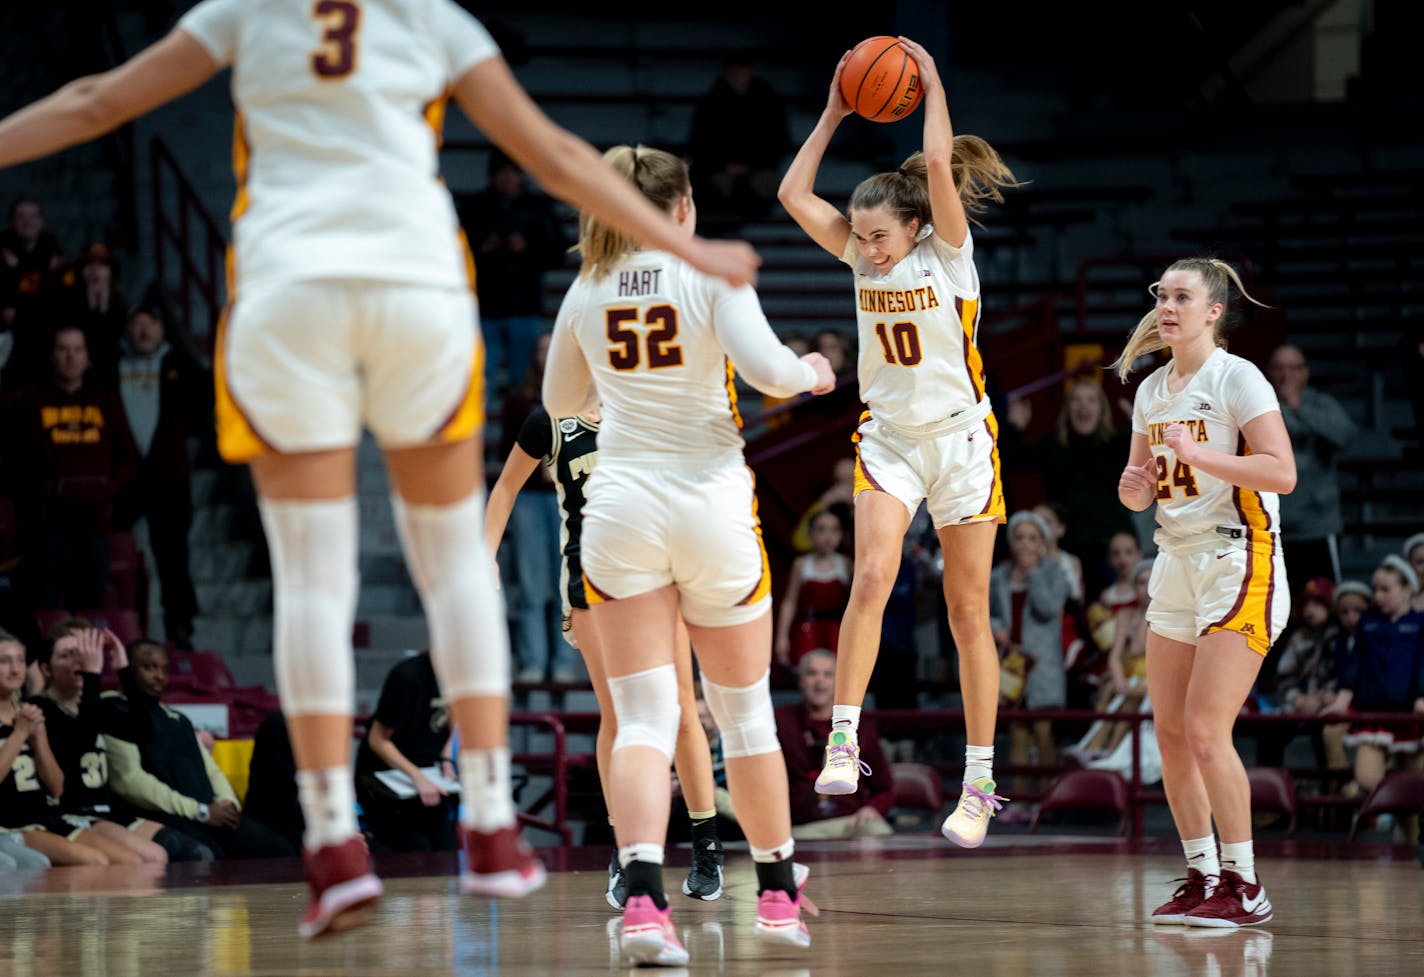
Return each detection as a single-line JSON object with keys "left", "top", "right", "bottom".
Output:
{"left": 151, "top": 136, "right": 227, "bottom": 353}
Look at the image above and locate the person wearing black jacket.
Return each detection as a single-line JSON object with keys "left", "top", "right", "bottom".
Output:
{"left": 30, "top": 618, "right": 207, "bottom": 861}
{"left": 103, "top": 639, "right": 294, "bottom": 860}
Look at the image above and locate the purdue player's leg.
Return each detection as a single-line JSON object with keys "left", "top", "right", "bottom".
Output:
{"left": 671, "top": 617, "right": 725, "bottom": 902}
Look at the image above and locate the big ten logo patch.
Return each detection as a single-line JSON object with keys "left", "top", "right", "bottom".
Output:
{"left": 41, "top": 404, "right": 106, "bottom": 444}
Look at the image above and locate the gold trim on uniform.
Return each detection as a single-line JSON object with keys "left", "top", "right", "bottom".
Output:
{"left": 955, "top": 296, "right": 985, "bottom": 403}
{"left": 213, "top": 302, "right": 275, "bottom": 464}
{"left": 1202, "top": 533, "right": 1277, "bottom": 656}
{"left": 724, "top": 358, "right": 742, "bottom": 430}
{"left": 972, "top": 412, "right": 1007, "bottom": 523}
{"left": 850, "top": 410, "right": 885, "bottom": 497}
{"left": 737, "top": 469, "right": 772, "bottom": 606}
{"left": 582, "top": 573, "right": 614, "bottom": 606}
{"left": 436, "top": 337, "right": 485, "bottom": 443}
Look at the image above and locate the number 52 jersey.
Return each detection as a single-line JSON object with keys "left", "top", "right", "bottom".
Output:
{"left": 1132, "top": 347, "right": 1282, "bottom": 542}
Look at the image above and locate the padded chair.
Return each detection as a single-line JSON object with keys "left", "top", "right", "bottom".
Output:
{"left": 1246, "top": 767, "right": 1298, "bottom": 836}
{"left": 1028, "top": 769, "right": 1130, "bottom": 835}
{"left": 892, "top": 762, "right": 944, "bottom": 815}
{"left": 1348, "top": 770, "right": 1424, "bottom": 842}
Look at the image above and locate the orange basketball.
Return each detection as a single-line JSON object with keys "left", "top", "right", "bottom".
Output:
{"left": 839, "top": 36, "right": 923, "bottom": 123}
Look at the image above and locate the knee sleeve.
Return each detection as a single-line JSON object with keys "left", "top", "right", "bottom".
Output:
{"left": 391, "top": 490, "right": 509, "bottom": 699}
{"left": 609, "top": 664, "right": 681, "bottom": 760}
{"left": 701, "top": 669, "right": 779, "bottom": 758}
{"left": 259, "top": 498, "right": 358, "bottom": 716}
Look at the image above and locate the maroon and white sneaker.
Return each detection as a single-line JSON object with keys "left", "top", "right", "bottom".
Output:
{"left": 1150, "top": 869, "right": 1212, "bottom": 925}
{"left": 299, "top": 836, "right": 383, "bottom": 939}
{"left": 1185, "top": 869, "right": 1273, "bottom": 928}
{"left": 459, "top": 824, "right": 547, "bottom": 898}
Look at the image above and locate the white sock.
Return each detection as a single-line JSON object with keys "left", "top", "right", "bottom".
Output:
{"left": 296, "top": 766, "right": 359, "bottom": 850}
{"left": 964, "top": 744, "right": 995, "bottom": 784}
{"left": 1219, "top": 840, "right": 1256, "bottom": 884}
{"left": 1182, "top": 834, "right": 1220, "bottom": 878}
{"left": 459, "top": 747, "right": 516, "bottom": 832}
{"left": 618, "top": 842, "right": 664, "bottom": 868}
{"left": 830, "top": 704, "right": 861, "bottom": 733}
{"left": 749, "top": 838, "right": 795, "bottom": 863}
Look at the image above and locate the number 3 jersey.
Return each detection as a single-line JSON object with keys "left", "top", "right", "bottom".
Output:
{"left": 840, "top": 227, "right": 991, "bottom": 433}
{"left": 1132, "top": 347, "right": 1282, "bottom": 544}
{"left": 548, "top": 250, "right": 817, "bottom": 465}
{"left": 179, "top": 0, "right": 497, "bottom": 293}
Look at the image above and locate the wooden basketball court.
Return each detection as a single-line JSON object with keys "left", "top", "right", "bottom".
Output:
{"left": 2, "top": 837, "right": 1420, "bottom": 976}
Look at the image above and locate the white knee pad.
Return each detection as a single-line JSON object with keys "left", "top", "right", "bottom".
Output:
{"left": 392, "top": 490, "right": 509, "bottom": 699}
{"left": 259, "top": 498, "right": 359, "bottom": 716}
{"left": 608, "top": 664, "right": 680, "bottom": 760}
{"left": 701, "top": 669, "right": 779, "bottom": 758}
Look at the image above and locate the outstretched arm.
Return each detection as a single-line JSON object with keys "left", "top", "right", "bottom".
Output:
{"left": 776, "top": 52, "right": 855, "bottom": 258}
{"left": 485, "top": 445, "right": 541, "bottom": 557}
{"left": 453, "top": 57, "right": 759, "bottom": 288}
{"left": 0, "top": 30, "right": 219, "bottom": 168}
{"left": 896, "top": 38, "right": 968, "bottom": 248}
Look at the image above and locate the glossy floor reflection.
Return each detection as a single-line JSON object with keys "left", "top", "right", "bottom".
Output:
{"left": 0, "top": 840, "right": 1420, "bottom": 976}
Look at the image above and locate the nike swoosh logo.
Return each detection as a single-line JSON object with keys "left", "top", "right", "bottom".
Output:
{"left": 1216, "top": 552, "right": 1231, "bottom": 560}
{"left": 563, "top": 432, "right": 583, "bottom": 442}
{"left": 1242, "top": 891, "right": 1269, "bottom": 912}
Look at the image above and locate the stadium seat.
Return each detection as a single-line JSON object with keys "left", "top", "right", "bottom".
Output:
{"left": 891, "top": 762, "right": 944, "bottom": 815}
{"left": 1348, "top": 770, "right": 1424, "bottom": 842}
{"left": 1246, "top": 767, "right": 1298, "bottom": 836}
{"left": 1029, "top": 769, "right": 1130, "bottom": 835}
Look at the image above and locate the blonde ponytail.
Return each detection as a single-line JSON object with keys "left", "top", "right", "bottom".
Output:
{"left": 848, "top": 137, "right": 1019, "bottom": 228}
{"left": 576, "top": 145, "right": 690, "bottom": 281}
{"left": 1113, "top": 257, "right": 1272, "bottom": 380}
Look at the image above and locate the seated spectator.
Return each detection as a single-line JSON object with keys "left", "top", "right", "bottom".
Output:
{"left": 992, "top": 511, "right": 1069, "bottom": 792}
{"left": 1331, "top": 557, "right": 1424, "bottom": 798}
{"left": 241, "top": 709, "right": 303, "bottom": 853}
{"left": 789, "top": 456, "right": 856, "bottom": 553}
{"left": 66, "top": 243, "right": 127, "bottom": 378}
{"left": 32, "top": 618, "right": 203, "bottom": 862}
{"left": 775, "top": 509, "right": 852, "bottom": 668}
{"left": 0, "top": 630, "right": 112, "bottom": 865}
{"left": 687, "top": 56, "right": 790, "bottom": 226}
{"left": 114, "top": 298, "right": 209, "bottom": 648}
{"left": 3, "top": 323, "right": 138, "bottom": 610}
{"left": 0, "top": 196, "right": 66, "bottom": 386}
{"left": 1096, "top": 531, "right": 1145, "bottom": 613}
{"left": 1256, "top": 579, "right": 1348, "bottom": 774}
{"left": 103, "top": 640, "right": 295, "bottom": 859}
{"left": 1406, "top": 534, "right": 1424, "bottom": 614}
{"left": 1067, "top": 558, "right": 1153, "bottom": 764}
{"left": 774, "top": 650, "right": 894, "bottom": 839}
{"left": 355, "top": 650, "right": 458, "bottom": 853}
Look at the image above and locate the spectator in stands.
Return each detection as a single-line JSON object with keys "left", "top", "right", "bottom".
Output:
{"left": 991, "top": 510, "right": 1069, "bottom": 795}
{"left": 240, "top": 709, "right": 303, "bottom": 853}
{"left": 3, "top": 324, "right": 138, "bottom": 611}
{"left": 354, "top": 651, "right": 458, "bottom": 853}
{"left": 103, "top": 640, "right": 295, "bottom": 859}
{"left": 495, "top": 336, "right": 566, "bottom": 683}
{"left": 775, "top": 650, "right": 894, "bottom": 839}
{"left": 1067, "top": 558, "right": 1152, "bottom": 764}
{"left": 457, "top": 149, "right": 567, "bottom": 402}
{"left": 1267, "top": 345, "right": 1354, "bottom": 585}
{"left": 0, "top": 629, "right": 113, "bottom": 865}
{"left": 67, "top": 243, "right": 127, "bottom": 379}
{"left": 1331, "top": 557, "right": 1424, "bottom": 796}
{"left": 687, "top": 56, "right": 790, "bottom": 227}
{"left": 1405, "top": 534, "right": 1424, "bottom": 613}
{"left": 1034, "top": 502, "right": 1084, "bottom": 603}
{"left": 0, "top": 196, "right": 65, "bottom": 385}
{"left": 789, "top": 456, "right": 856, "bottom": 554}
{"left": 762, "top": 334, "right": 812, "bottom": 419}
{"left": 775, "top": 509, "right": 852, "bottom": 668}
{"left": 1257, "top": 578, "right": 1348, "bottom": 772}
{"left": 114, "top": 298, "right": 209, "bottom": 648}
{"left": 1096, "top": 531, "right": 1144, "bottom": 613}
{"left": 1004, "top": 379, "right": 1135, "bottom": 595}
{"left": 32, "top": 619, "right": 203, "bottom": 863}
{"left": 814, "top": 330, "right": 851, "bottom": 376}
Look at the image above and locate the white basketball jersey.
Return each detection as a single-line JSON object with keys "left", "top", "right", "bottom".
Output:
{"left": 1132, "top": 348, "right": 1282, "bottom": 542}
{"left": 841, "top": 227, "right": 992, "bottom": 432}
{"left": 179, "top": 0, "right": 497, "bottom": 292}
{"left": 553, "top": 250, "right": 816, "bottom": 465}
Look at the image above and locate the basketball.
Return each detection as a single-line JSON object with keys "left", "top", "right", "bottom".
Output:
{"left": 839, "top": 36, "right": 924, "bottom": 123}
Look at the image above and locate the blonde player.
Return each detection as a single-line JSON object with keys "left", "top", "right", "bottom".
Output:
{"left": 0, "top": 0, "right": 759, "bottom": 939}
{"left": 1117, "top": 258, "right": 1294, "bottom": 928}
{"left": 544, "top": 145, "right": 834, "bottom": 967}
{"left": 777, "top": 37, "right": 1017, "bottom": 846}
